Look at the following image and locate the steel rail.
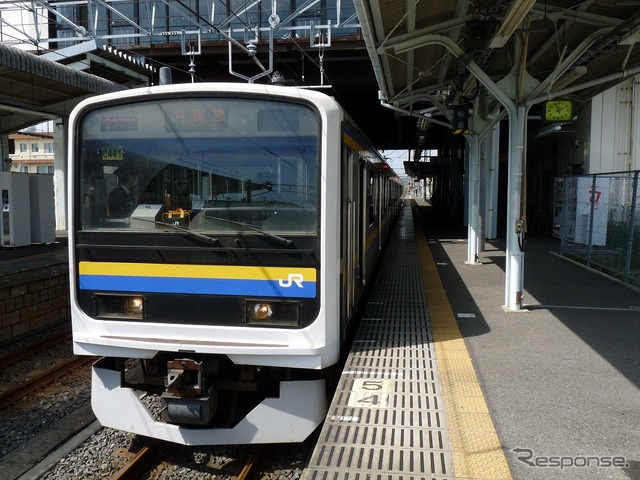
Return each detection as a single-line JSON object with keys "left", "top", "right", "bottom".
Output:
{"left": 0, "top": 356, "right": 93, "bottom": 407}
{"left": 237, "top": 445, "right": 264, "bottom": 480}
{"left": 111, "top": 445, "right": 159, "bottom": 480}
{"left": 0, "top": 329, "right": 72, "bottom": 367}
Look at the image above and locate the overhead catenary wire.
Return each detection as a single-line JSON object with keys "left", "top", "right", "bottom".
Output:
{"left": 0, "top": 1, "right": 348, "bottom": 95}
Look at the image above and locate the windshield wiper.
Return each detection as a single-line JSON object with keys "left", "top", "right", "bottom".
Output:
{"left": 203, "top": 214, "right": 295, "bottom": 248}
{"left": 133, "top": 218, "right": 221, "bottom": 246}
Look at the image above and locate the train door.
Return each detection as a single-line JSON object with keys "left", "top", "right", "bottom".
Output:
{"left": 361, "top": 166, "right": 380, "bottom": 285}
{"left": 340, "top": 148, "right": 361, "bottom": 338}
{"left": 379, "top": 176, "right": 386, "bottom": 247}
{"left": 358, "top": 161, "right": 367, "bottom": 291}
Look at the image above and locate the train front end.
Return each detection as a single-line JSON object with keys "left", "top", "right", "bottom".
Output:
{"left": 68, "top": 84, "right": 341, "bottom": 445}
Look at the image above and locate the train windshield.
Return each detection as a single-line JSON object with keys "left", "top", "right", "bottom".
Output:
{"left": 76, "top": 96, "right": 319, "bottom": 236}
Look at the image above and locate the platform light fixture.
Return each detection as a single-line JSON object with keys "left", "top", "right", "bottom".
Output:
{"left": 533, "top": 124, "right": 561, "bottom": 139}
{"left": 553, "top": 66, "right": 587, "bottom": 90}
{"left": 618, "top": 25, "right": 640, "bottom": 45}
{"left": 489, "top": 0, "right": 538, "bottom": 49}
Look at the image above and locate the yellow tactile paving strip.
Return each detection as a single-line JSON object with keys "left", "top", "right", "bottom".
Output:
{"left": 415, "top": 212, "right": 513, "bottom": 480}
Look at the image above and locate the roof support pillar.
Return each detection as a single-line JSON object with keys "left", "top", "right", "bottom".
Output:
{"left": 390, "top": 34, "right": 525, "bottom": 310}
{"left": 54, "top": 117, "right": 67, "bottom": 232}
{"left": 504, "top": 105, "right": 528, "bottom": 310}
{"left": 481, "top": 123, "right": 500, "bottom": 241}
{"left": 466, "top": 133, "right": 481, "bottom": 265}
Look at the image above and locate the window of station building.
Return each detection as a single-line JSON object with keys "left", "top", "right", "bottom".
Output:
{"left": 112, "top": 24, "right": 136, "bottom": 46}
{"left": 226, "top": 0, "right": 260, "bottom": 28}
{"left": 210, "top": 1, "right": 228, "bottom": 26}
{"left": 19, "top": 143, "right": 28, "bottom": 153}
{"left": 292, "top": 0, "right": 326, "bottom": 29}
{"left": 120, "top": 3, "right": 148, "bottom": 46}
{"left": 143, "top": 2, "right": 218, "bottom": 42}
{"left": 37, "top": 166, "right": 54, "bottom": 174}
{"left": 54, "top": 5, "right": 88, "bottom": 47}
{"left": 31, "top": 143, "right": 39, "bottom": 153}
{"left": 331, "top": 0, "right": 358, "bottom": 35}
{"left": 44, "top": 143, "right": 54, "bottom": 154}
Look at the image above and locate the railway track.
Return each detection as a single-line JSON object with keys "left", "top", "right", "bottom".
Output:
{"left": 0, "top": 327, "right": 95, "bottom": 480}
{"left": 0, "top": 355, "right": 93, "bottom": 408}
{"left": 0, "top": 329, "right": 93, "bottom": 408}
{"left": 111, "top": 443, "right": 264, "bottom": 480}
{"left": 111, "top": 445, "right": 159, "bottom": 480}
{"left": 0, "top": 330, "right": 72, "bottom": 366}
{"left": 0, "top": 329, "right": 309, "bottom": 480}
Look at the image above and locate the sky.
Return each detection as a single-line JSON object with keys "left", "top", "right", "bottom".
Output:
{"left": 382, "top": 149, "right": 411, "bottom": 181}
{"left": 381, "top": 150, "right": 409, "bottom": 170}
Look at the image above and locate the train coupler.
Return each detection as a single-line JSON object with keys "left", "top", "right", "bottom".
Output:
{"left": 161, "top": 358, "right": 217, "bottom": 425}
{"left": 161, "top": 391, "right": 217, "bottom": 425}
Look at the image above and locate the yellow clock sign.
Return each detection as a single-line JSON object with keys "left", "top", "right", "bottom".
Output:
{"left": 544, "top": 100, "right": 573, "bottom": 121}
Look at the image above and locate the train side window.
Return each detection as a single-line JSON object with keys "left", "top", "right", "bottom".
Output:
{"left": 367, "top": 174, "right": 378, "bottom": 226}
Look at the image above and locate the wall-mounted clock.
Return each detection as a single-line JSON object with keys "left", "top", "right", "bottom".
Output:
{"left": 543, "top": 100, "right": 573, "bottom": 122}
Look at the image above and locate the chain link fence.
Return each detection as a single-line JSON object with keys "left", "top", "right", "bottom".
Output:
{"left": 554, "top": 171, "right": 640, "bottom": 288}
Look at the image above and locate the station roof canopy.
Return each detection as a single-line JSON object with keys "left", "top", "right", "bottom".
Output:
{"left": 353, "top": 0, "right": 640, "bottom": 151}
{"left": 1, "top": 1, "right": 640, "bottom": 150}
{"left": 0, "top": 40, "right": 152, "bottom": 134}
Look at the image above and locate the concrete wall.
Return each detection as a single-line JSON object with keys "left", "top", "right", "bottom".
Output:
{"left": 0, "top": 264, "right": 69, "bottom": 345}
{"left": 589, "top": 76, "right": 640, "bottom": 173}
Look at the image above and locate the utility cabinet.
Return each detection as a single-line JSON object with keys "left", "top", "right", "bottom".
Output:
{"left": 0, "top": 172, "right": 31, "bottom": 248}
{"left": 29, "top": 174, "right": 56, "bottom": 243}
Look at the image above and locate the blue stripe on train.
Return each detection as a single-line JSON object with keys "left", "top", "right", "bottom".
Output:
{"left": 79, "top": 275, "right": 317, "bottom": 298}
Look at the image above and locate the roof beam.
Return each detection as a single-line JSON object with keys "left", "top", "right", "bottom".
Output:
{"left": 437, "top": 0, "right": 471, "bottom": 85}
{"left": 354, "top": 0, "right": 393, "bottom": 101}
{"left": 379, "top": 16, "right": 473, "bottom": 53}
{"left": 528, "top": 0, "right": 596, "bottom": 67}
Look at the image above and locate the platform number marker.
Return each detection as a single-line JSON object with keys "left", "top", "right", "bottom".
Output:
{"left": 347, "top": 379, "right": 391, "bottom": 408}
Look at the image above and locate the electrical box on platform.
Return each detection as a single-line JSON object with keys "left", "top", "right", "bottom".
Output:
{"left": 0, "top": 172, "right": 31, "bottom": 248}
{"left": 29, "top": 174, "right": 55, "bottom": 244}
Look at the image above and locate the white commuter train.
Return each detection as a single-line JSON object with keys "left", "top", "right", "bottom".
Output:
{"left": 68, "top": 83, "right": 403, "bottom": 445}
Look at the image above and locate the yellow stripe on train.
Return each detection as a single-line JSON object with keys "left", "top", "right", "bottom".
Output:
{"left": 79, "top": 261, "right": 317, "bottom": 282}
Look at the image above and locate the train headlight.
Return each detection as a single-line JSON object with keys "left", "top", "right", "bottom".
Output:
{"left": 244, "top": 300, "right": 301, "bottom": 327}
{"left": 94, "top": 294, "right": 145, "bottom": 320}
{"left": 125, "top": 296, "right": 144, "bottom": 315}
{"left": 252, "top": 303, "right": 273, "bottom": 320}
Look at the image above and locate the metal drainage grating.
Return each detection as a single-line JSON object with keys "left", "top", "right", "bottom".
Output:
{"left": 303, "top": 206, "right": 454, "bottom": 479}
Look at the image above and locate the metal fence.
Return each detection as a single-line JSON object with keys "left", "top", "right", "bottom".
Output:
{"left": 555, "top": 171, "right": 640, "bottom": 287}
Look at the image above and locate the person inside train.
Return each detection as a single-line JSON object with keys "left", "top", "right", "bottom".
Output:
{"left": 108, "top": 162, "right": 139, "bottom": 217}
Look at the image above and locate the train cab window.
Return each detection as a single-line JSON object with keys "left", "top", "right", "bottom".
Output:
{"left": 76, "top": 96, "right": 320, "bottom": 237}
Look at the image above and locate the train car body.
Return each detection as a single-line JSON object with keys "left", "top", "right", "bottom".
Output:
{"left": 68, "top": 83, "right": 403, "bottom": 445}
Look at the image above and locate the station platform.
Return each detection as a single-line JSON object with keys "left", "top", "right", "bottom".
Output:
{"left": 2, "top": 203, "right": 639, "bottom": 479}
{"left": 303, "top": 199, "right": 640, "bottom": 480}
{"left": 0, "top": 235, "right": 67, "bottom": 285}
